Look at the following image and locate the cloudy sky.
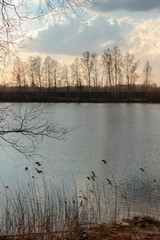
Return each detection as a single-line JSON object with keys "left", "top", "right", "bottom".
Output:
{"left": 20, "top": 0, "right": 160, "bottom": 84}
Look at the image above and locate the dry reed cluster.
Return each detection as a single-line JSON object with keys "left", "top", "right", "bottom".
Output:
{"left": 0, "top": 162, "right": 160, "bottom": 239}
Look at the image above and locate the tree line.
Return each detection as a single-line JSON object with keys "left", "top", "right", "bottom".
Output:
{"left": 10, "top": 46, "right": 153, "bottom": 93}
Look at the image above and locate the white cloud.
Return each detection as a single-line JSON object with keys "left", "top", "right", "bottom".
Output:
{"left": 24, "top": 15, "right": 125, "bottom": 55}
{"left": 101, "top": 41, "right": 114, "bottom": 48}
{"left": 26, "top": 15, "right": 159, "bottom": 55}
{"left": 125, "top": 17, "right": 160, "bottom": 60}
{"left": 24, "top": 14, "right": 160, "bottom": 59}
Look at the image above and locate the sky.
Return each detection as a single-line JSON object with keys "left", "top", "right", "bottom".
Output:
{"left": 19, "top": 0, "right": 160, "bottom": 84}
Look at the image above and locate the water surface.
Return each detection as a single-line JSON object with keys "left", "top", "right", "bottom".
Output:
{"left": 0, "top": 103, "right": 160, "bottom": 217}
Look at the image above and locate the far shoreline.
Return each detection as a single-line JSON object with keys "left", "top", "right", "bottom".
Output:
{"left": 0, "top": 87, "right": 160, "bottom": 103}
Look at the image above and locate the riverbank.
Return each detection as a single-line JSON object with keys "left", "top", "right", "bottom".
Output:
{"left": 1, "top": 216, "right": 160, "bottom": 240}
{"left": 0, "top": 88, "right": 160, "bottom": 103}
{"left": 59, "top": 216, "right": 160, "bottom": 240}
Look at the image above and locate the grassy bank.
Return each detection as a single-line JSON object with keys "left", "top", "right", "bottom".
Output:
{"left": 1, "top": 216, "right": 160, "bottom": 240}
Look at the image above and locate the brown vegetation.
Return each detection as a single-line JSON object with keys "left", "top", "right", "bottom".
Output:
{"left": 0, "top": 163, "right": 160, "bottom": 240}
{"left": 59, "top": 217, "right": 160, "bottom": 240}
{"left": 0, "top": 217, "right": 160, "bottom": 240}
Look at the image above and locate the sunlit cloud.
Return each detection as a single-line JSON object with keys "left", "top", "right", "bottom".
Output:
{"left": 24, "top": 14, "right": 160, "bottom": 60}
{"left": 24, "top": 15, "right": 123, "bottom": 55}
{"left": 124, "top": 17, "right": 160, "bottom": 60}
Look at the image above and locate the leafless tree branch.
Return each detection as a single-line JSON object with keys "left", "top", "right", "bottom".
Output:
{"left": 0, "top": 0, "right": 96, "bottom": 62}
{"left": 0, "top": 103, "right": 69, "bottom": 158}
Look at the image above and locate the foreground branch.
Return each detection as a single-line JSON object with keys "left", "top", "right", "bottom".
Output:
{"left": 0, "top": 103, "right": 68, "bottom": 158}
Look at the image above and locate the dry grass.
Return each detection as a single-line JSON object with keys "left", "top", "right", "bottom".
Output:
{"left": 0, "top": 164, "right": 160, "bottom": 240}
{"left": 1, "top": 216, "right": 160, "bottom": 240}
{"left": 60, "top": 217, "right": 160, "bottom": 240}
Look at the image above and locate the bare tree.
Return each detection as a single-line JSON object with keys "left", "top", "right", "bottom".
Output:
{"left": 42, "top": 56, "right": 53, "bottom": 89}
{"left": 27, "top": 56, "right": 38, "bottom": 87}
{"left": 102, "top": 49, "right": 113, "bottom": 88}
{"left": 112, "top": 46, "right": 123, "bottom": 90}
{"left": 92, "top": 55, "right": 99, "bottom": 89}
{"left": 123, "top": 53, "right": 139, "bottom": 93}
{"left": 12, "top": 57, "right": 26, "bottom": 90}
{"left": 33, "top": 56, "right": 43, "bottom": 88}
{"left": 71, "top": 57, "right": 82, "bottom": 91}
{"left": 143, "top": 60, "right": 152, "bottom": 94}
{"left": 42, "top": 56, "right": 61, "bottom": 90}
{"left": 61, "top": 64, "right": 70, "bottom": 91}
{"left": 51, "top": 59, "right": 60, "bottom": 92}
{"left": 81, "top": 51, "right": 97, "bottom": 88}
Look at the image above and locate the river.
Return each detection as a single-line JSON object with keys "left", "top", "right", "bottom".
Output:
{"left": 0, "top": 103, "right": 160, "bottom": 218}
